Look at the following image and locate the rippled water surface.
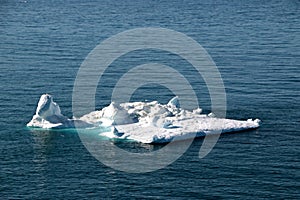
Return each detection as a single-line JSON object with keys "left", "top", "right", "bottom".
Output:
{"left": 0, "top": 0, "right": 299, "bottom": 199}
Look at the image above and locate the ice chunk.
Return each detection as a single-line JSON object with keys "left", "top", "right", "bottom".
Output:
{"left": 36, "top": 94, "right": 62, "bottom": 118}
{"left": 208, "top": 112, "right": 216, "bottom": 118}
{"left": 167, "top": 96, "right": 180, "bottom": 108}
{"left": 192, "top": 108, "right": 202, "bottom": 115}
{"left": 27, "top": 94, "right": 92, "bottom": 129}
{"left": 115, "top": 115, "right": 261, "bottom": 143}
{"left": 100, "top": 102, "right": 137, "bottom": 125}
{"left": 27, "top": 94, "right": 261, "bottom": 143}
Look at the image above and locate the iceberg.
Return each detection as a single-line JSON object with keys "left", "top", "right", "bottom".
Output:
{"left": 27, "top": 94, "right": 261, "bottom": 143}
{"left": 27, "top": 94, "right": 93, "bottom": 129}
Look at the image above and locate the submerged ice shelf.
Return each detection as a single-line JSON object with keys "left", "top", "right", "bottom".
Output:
{"left": 27, "top": 94, "right": 261, "bottom": 143}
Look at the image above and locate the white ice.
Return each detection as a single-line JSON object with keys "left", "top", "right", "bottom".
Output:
{"left": 27, "top": 94, "right": 92, "bottom": 129}
{"left": 27, "top": 94, "right": 261, "bottom": 143}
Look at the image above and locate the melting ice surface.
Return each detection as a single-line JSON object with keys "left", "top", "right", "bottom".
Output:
{"left": 27, "top": 94, "right": 261, "bottom": 143}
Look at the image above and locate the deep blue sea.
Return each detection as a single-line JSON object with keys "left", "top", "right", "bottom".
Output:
{"left": 0, "top": 0, "right": 299, "bottom": 199}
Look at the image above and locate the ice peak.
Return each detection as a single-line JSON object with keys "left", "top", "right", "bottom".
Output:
{"left": 167, "top": 96, "right": 180, "bottom": 108}
{"left": 36, "top": 94, "right": 62, "bottom": 118}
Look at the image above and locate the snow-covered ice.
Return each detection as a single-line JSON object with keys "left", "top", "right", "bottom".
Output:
{"left": 27, "top": 94, "right": 261, "bottom": 143}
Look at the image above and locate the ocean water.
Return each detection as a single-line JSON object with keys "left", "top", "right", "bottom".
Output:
{"left": 0, "top": 0, "right": 299, "bottom": 199}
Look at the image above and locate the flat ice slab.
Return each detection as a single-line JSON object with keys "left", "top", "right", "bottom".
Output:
{"left": 27, "top": 94, "right": 260, "bottom": 143}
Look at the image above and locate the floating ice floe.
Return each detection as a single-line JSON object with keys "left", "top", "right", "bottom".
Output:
{"left": 27, "top": 94, "right": 261, "bottom": 143}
